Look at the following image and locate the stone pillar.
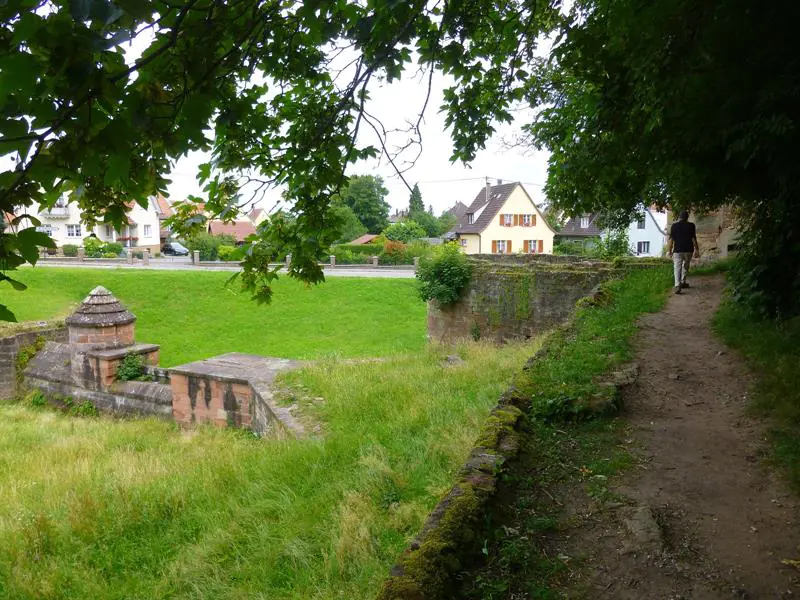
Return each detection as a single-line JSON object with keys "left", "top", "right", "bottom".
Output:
{"left": 413, "top": 256, "right": 420, "bottom": 271}
{"left": 77, "top": 247, "right": 85, "bottom": 260}
{"left": 285, "top": 254, "right": 292, "bottom": 268}
{"left": 143, "top": 249, "right": 150, "bottom": 266}
{"left": 193, "top": 250, "right": 200, "bottom": 265}
{"left": 127, "top": 250, "right": 134, "bottom": 264}
{"left": 65, "top": 287, "right": 137, "bottom": 390}
{"left": 330, "top": 255, "right": 336, "bottom": 267}
{"left": 371, "top": 255, "right": 379, "bottom": 267}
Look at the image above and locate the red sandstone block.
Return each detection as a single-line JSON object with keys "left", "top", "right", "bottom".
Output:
{"left": 232, "top": 383, "right": 251, "bottom": 397}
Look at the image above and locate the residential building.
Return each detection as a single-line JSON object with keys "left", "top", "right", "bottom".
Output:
{"left": 349, "top": 233, "right": 379, "bottom": 245}
{"left": 153, "top": 193, "right": 174, "bottom": 246}
{"left": 444, "top": 201, "right": 469, "bottom": 220}
{"left": 388, "top": 209, "right": 408, "bottom": 224}
{"left": 25, "top": 197, "right": 161, "bottom": 253}
{"left": 450, "top": 182, "right": 555, "bottom": 255}
{"left": 560, "top": 207, "right": 668, "bottom": 256}
{"left": 207, "top": 220, "right": 256, "bottom": 244}
{"left": 557, "top": 213, "right": 603, "bottom": 249}
{"left": 625, "top": 206, "right": 668, "bottom": 257}
{"left": 248, "top": 207, "right": 268, "bottom": 226}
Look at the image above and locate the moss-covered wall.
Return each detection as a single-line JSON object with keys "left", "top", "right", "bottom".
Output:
{"left": 428, "top": 255, "right": 620, "bottom": 343}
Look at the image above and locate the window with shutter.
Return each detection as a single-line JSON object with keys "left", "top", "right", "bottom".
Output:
{"left": 523, "top": 240, "right": 529, "bottom": 253}
{"left": 492, "top": 240, "right": 497, "bottom": 253}
{"left": 513, "top": 214, "right": 519, "bottom": 226}
{"left": 538, "top": 240, "right": 544, "bottom": 253}
{"left": 507, "top": 240, "right": 512, "bottom": 253}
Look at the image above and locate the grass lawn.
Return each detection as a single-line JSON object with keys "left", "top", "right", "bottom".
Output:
{"left": 0, "top": 342, "right": 536, "bottom": 600}
{"left": 3, "top": 267, "right": 426, "bottom": 366}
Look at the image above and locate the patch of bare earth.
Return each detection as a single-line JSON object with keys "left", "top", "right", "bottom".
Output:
{"left": 555, "top": 275, "right": 799, "bottom": 599}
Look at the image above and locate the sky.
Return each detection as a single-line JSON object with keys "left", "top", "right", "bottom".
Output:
{"left": 166, "top": 68, "right": 552, "bottom": 218}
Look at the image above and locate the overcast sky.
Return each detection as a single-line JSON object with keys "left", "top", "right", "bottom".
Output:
{"left": 166, "top": 67, "right": 551, "bottom": 218}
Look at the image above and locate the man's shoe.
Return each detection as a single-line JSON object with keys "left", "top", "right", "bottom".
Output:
{"left": 681, "top": 282, "right": 690, "bottom": 289}
{"left": 674, "top": 286, "right": 682, "bottom": 295}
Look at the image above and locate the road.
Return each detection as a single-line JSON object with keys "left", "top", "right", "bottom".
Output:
{"left": 31, "top": 258, "right": 416, "bottom": 279}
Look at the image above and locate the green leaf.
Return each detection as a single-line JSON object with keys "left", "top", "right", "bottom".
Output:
{"left": 0, "top": 304, "right": 17, "bottom": 323}
{"left": 0, "top": 274, "right": 28, "bottom": 291}
{"left": 104, "top": 153, "right": 130, "bottom": 186}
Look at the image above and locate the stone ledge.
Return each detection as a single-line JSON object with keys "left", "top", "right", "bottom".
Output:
{"left": 86, "top": 343, "right": 160, "bottom": 360}
{"left": 376, "top": 389, "right": 527, "bottom": 599}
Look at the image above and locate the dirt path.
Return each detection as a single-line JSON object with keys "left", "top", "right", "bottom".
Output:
{"left": 558, "top": 275, "right": 799, "bottom": 599}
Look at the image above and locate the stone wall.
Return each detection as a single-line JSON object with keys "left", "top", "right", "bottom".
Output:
{"left": 428, "top": 255, "right": 619, "bottom": 343}
{"left": 0, "top": 324, "right": 67, "bottom": 400}
{"left": 23, "top": 342, "right": 173, "bottom": 417}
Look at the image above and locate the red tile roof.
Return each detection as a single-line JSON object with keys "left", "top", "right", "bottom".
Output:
{"left": 207, "top": 220, "right": 256, "bottom": 242}
{"left": 349, "top": 234, "right": 379, "bottom": 245}
{"left": 155, "top": 193, "right": 174, "bottom": 218}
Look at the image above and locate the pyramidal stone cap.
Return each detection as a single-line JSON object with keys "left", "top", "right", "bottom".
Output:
{"left": 65, "top": 286, "right": 136, "bottom": 327}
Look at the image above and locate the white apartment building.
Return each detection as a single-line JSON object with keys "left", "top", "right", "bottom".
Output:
{"left": 29, "top": 197, "right": 162, "bottom": 253}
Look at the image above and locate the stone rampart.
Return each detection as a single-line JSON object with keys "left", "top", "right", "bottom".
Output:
{"left": 0, "top": 324, "right": 67, "bottom": 400}
{"left": 428, "top": 254, "right": 619, "bottom": 343}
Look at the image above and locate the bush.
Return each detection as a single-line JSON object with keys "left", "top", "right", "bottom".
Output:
{"left": 83, "top": 236, "right": 104, "bottom": 254}
{"left": 116, "top": 353, "right": 145, "bottom": 382}
{"left": 102, "top": 252, "right": 118, "bottom": 258}
{"left": 133, "top": 251, "right": 144, "bottom": 259}
{"left": 186, "top": 232, "right": 237, "bottom": 261}
{"left": 329, "top": 244, "right": 379, "bottom": 264}
{"left": 62, "top": 244, "right": 78, "bottom": 257}
{"left": 105, "top": 242, "right": 124, "bottom": 256}
{"left": 416, "top": 242, "right": 473, "bottom": 305}
{"left": 217, "top": 244, "right": 237, "bottom": 261}
{"left": 383, "top": 220, "right": 427, "bottom": 243}
{"left": 379, "top": 240, "right": 409, "bottom": 265}
{"left": 592, "top": 229, "right": 632, "bottom": 259}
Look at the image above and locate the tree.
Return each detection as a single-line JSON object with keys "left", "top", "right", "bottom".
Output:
{"left": 3, "top": 0, "right": 794, "bottom": 319}
{"left": 341, "top": 175, "right": 390, "bottom": 234}
{"left": 408, "top": 210, "right": 439, "bottom": 237}
{"left": 520, "top": 0, "right": 800, "bottom": 318}
{"left": 383, "top": 220, "right": 426, "bottom": 243}
{"left": 330, "top": 202, "right": 367, "bottom": 244}
{"left": 1, "top": 0, "right": 559, "bottom": 320}
{"left": 408, "top": 184, "right": 424, "bottom": 214}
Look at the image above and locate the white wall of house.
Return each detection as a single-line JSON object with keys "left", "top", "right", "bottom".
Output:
{"left": 458, "top": 233, "right": 481, "bottom": 254}
{"left": 27, "top": 197, "right": 161, "bottom": 251}
{"left": 477, "top": 185, "right": 555, "bottom": 255}
{"left": 626, "top": 207, "right": 667, "bottom": 257}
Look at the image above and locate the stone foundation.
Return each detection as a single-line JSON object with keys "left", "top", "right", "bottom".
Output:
{"left": 0, "top": 325, "right": 67, "bottom": 400}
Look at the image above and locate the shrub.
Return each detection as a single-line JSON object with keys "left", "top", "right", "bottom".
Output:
{"left": 102, "top": 252, "right": 118, "bottom": 258}
{"left": 186, "top": 232, "right": 237, "bottom": 261}
{"left": 83, "top": 236, "right": 104, "bottom": 254}
{"left": 591, "top": 229, "right": 632, "bottom": 259}
{"left": 133, "top": 251, "right": 144, "bottom": 259}
{"left": 416, "top": 242, "right": 473, "bottom": 305}
{"left": 217, "top": 244, "right": 238, "bottom": 261}
{"left": 25, "top": 390, "right": 47, "bottom": 408}
{"left": 383, "top": 220, "right": 427, "bottom": 243}
{"left": 379, "top": 240, "right": 409, "bottom": 265}
{"left": 105, "top": 242, "right": 124, "bottom": 256}
{"left": 62, "top": 244, "right": 78, "bottom": 257}
{"left": 116, "top": 353, "right": 145, "bottom": 381}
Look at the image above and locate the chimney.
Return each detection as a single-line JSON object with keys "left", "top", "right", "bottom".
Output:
{"left": 485, "top": 177, "right": 490, "bottom": 204}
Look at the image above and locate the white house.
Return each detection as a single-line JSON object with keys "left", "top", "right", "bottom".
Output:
{"left": 27, "top": 197, "right": 162, "bottom": 253}
{"left": 624, "top": 205, "right": 668, "bottom": 257}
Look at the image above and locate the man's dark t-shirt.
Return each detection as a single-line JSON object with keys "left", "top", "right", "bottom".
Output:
{"left": 670, "top": 221, "right": 696, "bottom": 253}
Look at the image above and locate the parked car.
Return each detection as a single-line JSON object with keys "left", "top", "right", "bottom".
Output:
{"left": 162, "top": 241, "right": 189, "bottom": 256}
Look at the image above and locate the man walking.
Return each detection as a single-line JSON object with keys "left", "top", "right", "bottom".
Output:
{"left": 667, "top": 210, "right": 700, "bottom": 294}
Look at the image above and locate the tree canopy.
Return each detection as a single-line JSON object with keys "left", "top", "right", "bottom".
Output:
{"left": 408, "top": 184, "right": 424, "bottom": 214}
{"left": 341, "top": 175, "right": 389, "bottom": 234}
{"left": 2, "top": 0, "right": 797, "bottom": 318}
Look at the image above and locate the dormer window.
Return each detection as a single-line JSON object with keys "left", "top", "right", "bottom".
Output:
{"left": 467, "top": 213, "right": 474, "bottom": 225}
{"left": 580, "top": 215, "right": 589, "bottom": 229}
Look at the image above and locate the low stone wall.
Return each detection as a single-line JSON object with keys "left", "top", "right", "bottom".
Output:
{"left": 24, "top": 342, "right": 173, "bottom": 417}
{"left": 0, "top": 324, "right": 67, "bottom": 400}
{"left": 428, "top": 255, "right": 616, "bottom": 343}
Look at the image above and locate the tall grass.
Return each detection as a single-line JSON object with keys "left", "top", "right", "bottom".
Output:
{"left": 0, "top": 341, "right": 537, "bottom": 599}
{"left": 714, "top": 299, "right": 800, "bottom": 490}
